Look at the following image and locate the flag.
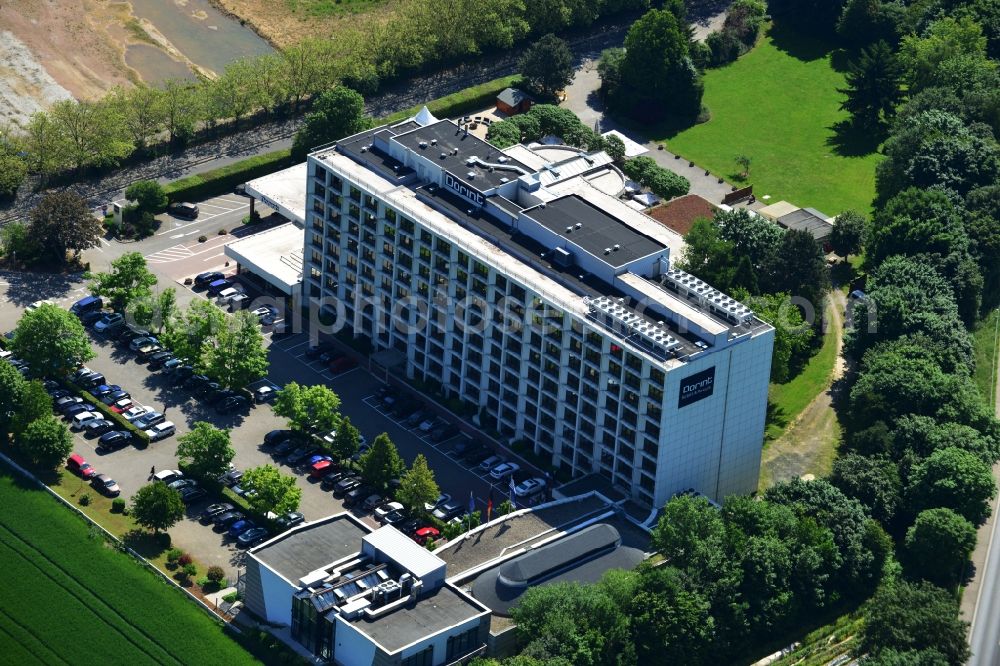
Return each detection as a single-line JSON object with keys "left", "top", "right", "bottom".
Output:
{"left": 468, "top": 490, "right": 476, "bottom": 516}
{"left": 486, "top": 491, "right": 494, "bottom": 522}
{"left": 509, "top": 476, "right": 516, "bottom": 504}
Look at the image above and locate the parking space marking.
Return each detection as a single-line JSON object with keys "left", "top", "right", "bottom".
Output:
{"left": 156, "top": 203, "right": 249, "bottom": 236}
{"left": 197, "top": 202, "right": 242, "bottom": 212}
{"left": 211, "top": 197, "right": 250, "bottom": 207}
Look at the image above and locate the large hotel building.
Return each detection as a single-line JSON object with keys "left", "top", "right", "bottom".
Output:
{"left": 302, "top": 108, "right": 774, "bottom": 508}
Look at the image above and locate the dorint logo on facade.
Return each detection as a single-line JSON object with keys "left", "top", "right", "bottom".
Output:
{"left": 678, "top": 367, "right": 715, "bottom": 408}
{"left": 445, "top": 172, "right": 485, "bottom": 206}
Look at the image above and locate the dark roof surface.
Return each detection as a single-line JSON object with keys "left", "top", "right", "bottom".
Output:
{"left": 392, "top": 119, "right": 530, "bottom": 190}
{"left": 496, "top": 87, "right": 533, "bottom": 107}
{"left": 777, "top": 208, "right": 833, "bottom": 240}
{"left": 332, "top": 122, "right": 417, "bottom": 182}
{"left": 525, "top": 195, "right": 665, "bottom": 267}
{"left": 252, "top": 515, "right": 369, "bottom": 582}
{"left": 347, "top": 585, "right": 485, "bottom": 653}
{"left": 498, "top": 523, "right": 620, "bottom": 585}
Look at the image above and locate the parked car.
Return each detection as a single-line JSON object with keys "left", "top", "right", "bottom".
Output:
{"left": 194, "top": 271, "right": 223, "bottom": 287}
{"left": 168, "top": 202, "right": 199, "bottom": 219}
{"left": 122, "top": 406, "right": 151, "bottom": 422}
{"left": 305, "top": 342, "right": 335, "bottom": 359}
{"left": 133, "top": 411, "right": 164, "bottom": 430}
{"left": 430, "top": 423, "right": 459, "bottom": 442}
{"left": 213, "top": 511, "right": 245, "bottom": 530}
{"left": 54, "top": 395, "right": 83, "bottom": 410}
{"left": 161, "top": 358, "right": 185, "bottom": 373}
{"left": 216, "top": 395, "right": 248, "bottom": 414}
{"left": 71, "top": 411, "right": 102, "bottom": 431}
{"left": 217, "top": 287, "right": 245, "bottom": 304}
{"left": 168, "top": 478, "right": 197, "bottom": 491}
{"left": 413, "top": 526, "right": 441, "bottom": 545}
{"left": 514, "top": 477, "right": 546, "bottom": 497}
{"left": 71, "top": 295, "right": 103, "bottom": 315}
{"left": 396, "top": 518, "right": 422, "bottom": 537}
{"left": 26, "top": 299, "right": 55, "bottom": 311}
{"left": 218, "top": 468, "right": 244, "bottom": 487}
{"left": 91, "top": 473, "right": 121, "bottom": 497}
{"left": 62, "top": 403, "right": 97, "bottom": 419}
{"left": 252, "top": 306, "right": 279, "bottom": 326}
{"left": 153, "top": 469, "right": 184, "bottom": 484}
{"left": 328, "top": 356, "right": 357, "bottom": 374}
{"left": 423, "top": 493, "right": 452, "bottom": 512}
{"left": 253, "top": 385, "right": 277, "bottom": 403}
{"left": 432, "top": 502, "right": 464, "bottom": 521}
{"left": 84, "top": 419, "right": 114, "bottom": 437}
{"left": 179, "top": 486, "right": 207, "bottom": 504}
{"left": 309, "top": 460, "right": 336, "bottom": 479}
{"left": 194, "top": 382, "right": 222, "bottom": 398}
{"left": 91, "top": 384, "right": 122, "bottom": 398}
{"left": 136, "top": 344, "right": 163, "bottom": 360}
{"left": 263, "top": 429, "right": 296, "bottom": 448}
{"left": 184, "top": 374, "right": 211, "bottom": 390}
{"left": 272, "top": 439, "right": 300, "bottom": 457}
{"left": 477, "top": 455, "right": 504, "bottom": 473}
{"left": 207, "top": 388, "right": 237, "bottom": 404}
{"left": 47, "top": 388, "right": 71, "bottom": 401}
{"left": 374, "top": 501, "right": 404, "bottom": 522}
{"left": 100, "top": 390, "right": 130, "bottom": 406}
{"left": 362, "top": 494, "right": 384, "bottom": 512}
{"left": 343, "top": 486, "right": 371, "bottom": 507}
{"left": 79, "top": 309, "right": 106, "bottom": 327}
{"left": 67, "top": 453, "right": 97, "bottom": 479}
{"left": 286, "top": 446, "right": 319, "bottom": 466}
{"left": 333, "top": 476, "right": 361, "bottom": 496}
{"left": 146, "top": 352, "right": 174, "bottom": 370}
{"left": 206, "top": 279, "right": 231, "bottom": 296}
{"left": 199, "top": 503, "right": 234, "bottom": 524}
{"left": 80, "top": 372, "right": 106, "bottom": 388}
{"left": 145, "top": 421, "right": 176, "bottom": 442}
{"left": 383, "top": 509, "right": 408, "bottom": 526}
{"left": 319, "top": 471, "right": 346, "bottom": 490}
{"left": 489, "top": 462, "right": 520, "bottom": 480}
{"left": 275, "top": 512, "right": 305, "bottom": 531}
{"left": 93, "top": 313, "right": 125, "bottom": 335}
{"left": 170, "top": 366, "right": 195, "bottom": 384}
{"left": 109, "top": 398, "right": 134, "bottom": 414}
{"left": 128, "top": 336, "right": 159, "bottom": 352}
{"left": 237, "top": 527, "right": 270, "bottom": 548}
{"left": 227, "top": 519, "right": 256, "bottom": 538}
{"left": 403, "top": 409, "right": 429, "bottom": 428}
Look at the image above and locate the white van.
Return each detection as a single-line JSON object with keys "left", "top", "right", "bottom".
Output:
{"left": 216, "top": 287, "right": 244, "bottom": 304}
{"left": 71, "top": 411, "right": 102, "bottom": 431}
{"left": 145, "top": 421, "right": 176, "bottom": 442}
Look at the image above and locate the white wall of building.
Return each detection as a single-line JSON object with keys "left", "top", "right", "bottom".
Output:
{"left": 258, "top": 564, "right": 297, "bottom": 626}
{"left": 333, "top": 617, "right": 378, "bottom": 666}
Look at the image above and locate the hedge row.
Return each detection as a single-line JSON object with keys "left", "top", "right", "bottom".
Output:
{"left": 382, "top": 74, "right": 522, "bottom": 125}
{"left": 68, "top": 382, "right": 151, "bottom": 446}
{"left": 164, "top": 148, "right": 293, "bottom": 204}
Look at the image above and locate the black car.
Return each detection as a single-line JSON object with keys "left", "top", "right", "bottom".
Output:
{"left": 286, "top": 446, "right": 319, "bottom": 466}
{"left": 100, "top": 390, "right": 130, "bottom": 406}
{"left": 207, "top": 388, "right": 237, "bottom": 405}
{"left": 217, "top": 395, "right": 248, "bottom": 414}
{"left": 170, "top": 366, "right": 195, "bottom": 384}
{"left": 305, "top": 342, "right": 335, "bottom": 359}
{"left": 343, "top": 486, "right": 371, "bottom": 507}
{"left": 391, "top": 398, "right": 421, "bottom": 419}
{"left": 430, "top": 423, "right": 460, "bottom": 442}
{"left": 333, "top": 476, "right": 361, "bottom": 496}
{"left": 194, "top": 271, "right": 224, "bottom": 287}
{"left": 184, "top": 374, "right": 210, "bottom": 389}
{"left": 97, "top": 430, "right": 131, "bottom": 452}
{"left": 194, "top": 382, "right": 221, "bottom": 398}
{"left": 169, "top": 202, "right": 199, "bottom": 219}
{"left": 320, "top": 470, "right": 346, "bottom": 490}
{"left": 85, "top": 419, "right": 115, "bottom": 437}
{"left": 432, "top": 501, "right": 465, "bottom": 521}
{"left": 403, "top": 409, "right": 429, "bottom": 428}
{"left": 199, "top": 503, "right": 234, "bottom": 524}
{"left": 462, "top": 445, "right": 493, "bottom": 464}
{"left": 47, "top": 389, "right": 71, "bottom": 400}
{"left": 275, "top": 512, "right": 305, "bottom": 531}
{"left": 263, "top": 429, "right": 296, "bottom": 448}
{"left": 218, "top": 469, "right": 244, "bottom": 487}
{"left": 273, "top": 439, "right": 300, "bottom": 457}
{"left": 395, "top": 518, "right": 422, "bottom": 536}
{"left": 146, "top": 352, "right": 174, "bottom": 370}
{"left": 213, "top": 511, "right": 245, "bottom": 530}
{"left": 179, "top": 487, "right": 207, "bottom": 504}
{"left": 79, "top": 310, "right": 105, "bottom": 327}
{"left": 383, "top": 509, "right": 407, "bottom": 525}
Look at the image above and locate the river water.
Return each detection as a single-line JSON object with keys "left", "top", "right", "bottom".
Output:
{"left": 126, "top": 0, "right": 273, "bottom": 82}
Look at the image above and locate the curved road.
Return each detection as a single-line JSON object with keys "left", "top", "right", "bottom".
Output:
{"left": 967, "top": 311, "right": 1000, "bottom": 666}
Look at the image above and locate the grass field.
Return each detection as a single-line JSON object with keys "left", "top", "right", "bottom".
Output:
{"left": 0, "top": 470, "right": 259, "bottom": 666}
{"left": 657, "top": 25, "right": 881, "bottom": 215}
{"left": 973, "top": 308, "right": 1000, "bottom": 409}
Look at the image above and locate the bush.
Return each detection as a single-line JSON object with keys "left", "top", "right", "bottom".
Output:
{"left": 222, "top": 591, "right": 239, "bottom": 603}
{"left": 78, "top": 493, "right": 91, "bottom": 506}
{"left": 111, "top": 498, "right": 126, "bottom": 513}
{"left": 183, "top": 563, "right": 197, "bottom": 578}
{"left": 206, "top": 565, "right": 226, "bottom": 583}
{"left": 167, "top": 548, "right": 183, "bottom": 563}
{"left": 217, "top": 228, "right": 227, "bottom": 235}
{"left": 198, "top": 235, "right": 207, "bottom": 243}
{"left": 177, "top": 553, "right": 193, "bottom": 567}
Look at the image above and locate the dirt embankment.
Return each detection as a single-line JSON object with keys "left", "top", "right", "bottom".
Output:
{"left": 207, "top": 0, "right": 383, "bottom": 48}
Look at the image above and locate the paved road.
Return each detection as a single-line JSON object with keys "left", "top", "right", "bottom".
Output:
{"left": 966, "top": 311, "right": 1000, "bottom": 666}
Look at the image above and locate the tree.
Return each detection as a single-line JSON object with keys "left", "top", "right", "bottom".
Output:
{"left": 838, "top": 40, "right": 903, "bottom": 129}
{"left": 735, "top": 154, "right": 751, "bottom": 178}
{"left": 202, "top": 310, "right": 269, "bottom": 389}
{"left": 23, "top": 112, "right": 68, "bottom": 181}
{"left": 854, "top": 580, "right": 970, "bottom": 665}
{"left": 28, "top": 192, "right": 103, "bottom": 263}
{"left": 736, "top": 291, "right": 813, "bottom": 382}
{"left": 831, "top": 209, "right": 866, "bottom": 257}
{"left": 88, "top": 252, "right": 158, "bottom": 313}
{"left": 12, "top": 381, "right": 52, "bottom": 435}
{"left": 0, "top": 154, "right": 27, "bottom": 200}
{"left": 604, "top": 133, "right": 626, "bottom": 162}
{"left": 241, "top": 465, "right": 301, "bottom": 515}
{"left": 48, "top": 98, "right": 132, "bottom": 172}
{"left": 124, "top": 180, "right": 168, "bottom": 214}
{"left": 128, "top": 288, "right": 179, "bottom": 335}
{"left": 0, "top": 362, "right": 25, "bottom": 435}
{"left": 518, "top": 33, "right": 574, "bottom": 98}
{"left": 161, "top": 299, "right": 227, "bottom": 366}
{"left": 396, "top": 454, "right": 440, "bottom": 512}
{"left": 328, "top": 416, "right": 360, "bottom": 461}
{"left": 904, "top": 508, "right": 977, "bottom": 587}
{"left": 176, "top": 422, "right": 235, "bottom": 482}
{"left": 651, "top": 495, "right": 726, "bottom": 578}
{"left": 130, "top": 483, "right": 185, "bottom": 533}
{"left": 291, "top": 87, "right": 371, "bottom": 161}
{"left": 273, "top": 382, "right": 342, "bottom": 434}
{"left": 14, "top": 415, "right": 72, "bottom": 470}
{"left": 899, "top": 16, "right": 988, "bottom": 90}
{"left": 906, "top": 447, "right": 996, "bottom": 525}
{"left": 110, "top": 84, "right": 166, "bottom": 151}
{"left": 771, "top": 229, "right": 830, "bottom": 313}
{"left": 360, "top": 433, "right": 405, "bottom": 492}
{"left": 830, "top": 453, "right": 902, "bottom": 524}
{"left": 677, "top": 218, "right": 734, "bottom": 290}
{"left": 11, "top": 304, "right": 94, "bottom": 378}
{"left": 836, "top": 0, "right": 901, "bottom": 46}
{"left": 161, "top": 79, "right": 202, "bottom": 146}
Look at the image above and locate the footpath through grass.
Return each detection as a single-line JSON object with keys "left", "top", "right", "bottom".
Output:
{"left": 0, "top": 469, "right": 259, "bottom": 666}
{"left": 973, "top": 308, "right": 1000, "bottom": 410}
{"left": 659, "top": 25, "right": 881, "bottom": 214}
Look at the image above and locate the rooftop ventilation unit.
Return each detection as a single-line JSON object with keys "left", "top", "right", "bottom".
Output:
{"left": 499, "top": 177, "right": 509, "bottom": 183}
{"left": 660, "top": 268, "right": 753, "bottom": 325}
{"left": 575, "top": 223, "right": 582, "bottom": 229}
{"left": 452, "top": 149, "right": 459, "bottom": 156}
{"left": 467, "top": 171, "right": 476, "bottom": 179}
{"left": 613, "top": 244, "right": 621, "bottom": 251}
{"left": 418, "top": 141, "right": 427, "bottom": 149}
{"left": 565, "top": 226, "right": 573, "bottom": 233}
{"left": 552, "top": 247, "right": 573, "bottom": 268}
{"left": 430, "top": 139, "right": 437, "bottom": 145}
{"left": 498, "top": 156, "right": 509, "bottom": 163}
{"left": 604, "top": 247, "right": 612, "bottom": 255}
{"left": 360, "top": 146, "right": 367, "bottom": 153}
{"left": 465, "top": 157, "right": 476, "bottom": 166}
{"left": 440, "top": 152, "right": 447, "bottom": 160}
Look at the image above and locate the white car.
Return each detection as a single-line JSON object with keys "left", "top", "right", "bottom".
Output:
{"left": 71, "top": 411, "right": 102, "bottom": 431}
{"left": 374, "top": 501, "right": 404, "bottom": 522}
{"left": 217, "top": 287, "right": 244, "bottom": 303}
{"left": 122, "top": 406, "right": 151, "bottom": 422}
{"left": 145, "top": 421, "right": 176, "bottom": 442}
{"left": 27, "top": 300, "right": 55, "bottom": 311}
{"left": 514, "top": 477, "right": 546, "bottom": 497}
{"left": 153, "top": 469, "right": 183, "bottom": 484}
{"left": 489, "top": 462, "right": 520, "bottom": 480}
{"left": 478, "top": 455, "right": 503, "bottom": 473}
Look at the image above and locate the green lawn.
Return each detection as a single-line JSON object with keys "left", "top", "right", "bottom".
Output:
{"left": 0, "top": 469, "right": 260, "bottom": 666}
{"left": 284, "top": 0, "right": 383, "bottom": 18}
{"left": 973, "top": 308, "right": 1000, "bottom": 410}
{"left": 657, "top": 25, "right": 881, "bottom": 215}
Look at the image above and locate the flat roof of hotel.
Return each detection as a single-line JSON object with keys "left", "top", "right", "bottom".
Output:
{"left": 251, "top": 514, "right": 370, "bottom": 583}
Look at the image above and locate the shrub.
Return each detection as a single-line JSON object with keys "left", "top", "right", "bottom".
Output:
{"left": 183, "top": 563, "right": 197, "bottom": 578}
{"left": 111, "top": 498, "right": 126, "bottom": 513}
{"left": 217, "top": 228, "right": 227, "bottom": 235}
{"left": 207, "top": 565, "right": 226, "bottom": 583}
{"left": 198, "top": 235, "right": 207, "bottom": 243}
{"left": 177, "top": 553, "right": 193, "bottom": 567}
{"left": 78, "top": 493, "right": 91, "bottom": 506}
{"left": 167, "top": 548, "right": 183, "bottom": 563}
{"left": 222, "top": 591, "right": 239, "bottom": 603}
{"left": 164, "top": 149, "right": 292, "bottom": 203}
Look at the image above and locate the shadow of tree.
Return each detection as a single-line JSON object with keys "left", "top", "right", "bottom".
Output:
{"left": 124, "top": 528, "right": 169, "bottom": 560}
{"left": 767, "top": 22, "right": 837, "bottom": 62}
{"left": 826, "top": 119, "right": 884, "bottom": 158}
{"left": 765, "top": 399, "right": 789, "bottom": 442}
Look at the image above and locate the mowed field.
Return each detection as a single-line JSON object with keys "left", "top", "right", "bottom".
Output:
{"left": 662, "top": 26, "right": 882, "bottom": 215}
{"left": 0, "top": 470, "right": 259, "bottom": 666}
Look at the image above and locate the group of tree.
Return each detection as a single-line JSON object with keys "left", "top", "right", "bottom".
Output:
{"left": 698, "top": 0, "right": 768, "bottom": 68}
{"left": 486, "top": 103, "right": 607, "bottom": 151}
{"left": 517, "top": 33, "right": 576, "bottom": 100}
{"left": 1, "top": 0, "right": 657, "bottom": 194}
{"left": 1, "top": 192, "right": 103, "bottom": 267}
{"left": 621, "top": 156, "right": 691, "bottom": 199}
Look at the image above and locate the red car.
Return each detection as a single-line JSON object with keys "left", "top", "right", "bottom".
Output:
{"left": 328, "top": 356, "right": 357, "bottom": 374}
{"left": 413, "top": 526, "right": 440, "bottom": 545}
{"left": 67, "top": 453, "right": 97, "bottom": 479}
{"left": 309, "top": 459, "right": 337, "bottom": 479}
